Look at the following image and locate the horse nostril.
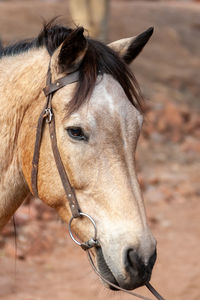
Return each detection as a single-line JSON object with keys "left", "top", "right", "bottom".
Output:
{"left": 125, "top": 248, "right": 145, "bottom": 277}
{"left": 123, "top": 247, "right": 157, "bottom": 289}
{"left": 125, "top": 248, "right": 156, "bottom": 283}
{"left": 126, "top": 249, "right": 140, "bottom": 268}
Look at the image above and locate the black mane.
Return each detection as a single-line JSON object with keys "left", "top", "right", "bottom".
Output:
{"left": 0, "top": 21, "right": 143, "bottom": 113}
{"left": 0, "top": 22, "right": 73, "bottom": 57}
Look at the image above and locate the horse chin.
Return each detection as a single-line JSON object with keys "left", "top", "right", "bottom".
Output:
{"left": 95, "top": 247, "right": 120, "bottom": 290}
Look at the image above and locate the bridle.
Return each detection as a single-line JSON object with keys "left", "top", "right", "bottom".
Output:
{"left": 31, "top": 64, "right": 165, "bottom": 300}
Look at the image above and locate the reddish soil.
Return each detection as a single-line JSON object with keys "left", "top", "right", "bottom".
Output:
{"left": 0, "top": 1, "right": 200, "bottom": 300}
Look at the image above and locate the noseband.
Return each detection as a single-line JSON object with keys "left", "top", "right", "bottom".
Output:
{"left": 31, "top": 64, "right": 165, "bottom": 300}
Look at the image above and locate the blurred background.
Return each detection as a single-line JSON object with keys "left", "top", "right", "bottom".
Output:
{"left": 0, "top": 1, "right": 199, "bottom": 300}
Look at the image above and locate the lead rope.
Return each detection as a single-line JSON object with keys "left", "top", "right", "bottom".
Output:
{"left": 69, "top": 216, "right": 165, "bottom": 300}
{"left": 86, "top": 249, "right": 165, "bottom": 300}
{"left": 145, "top": 282, "right": 165, "bottom": 300}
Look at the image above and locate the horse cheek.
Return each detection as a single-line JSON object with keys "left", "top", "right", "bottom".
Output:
{"left": 18, "top": 123, "right": 35, "bottom": 192}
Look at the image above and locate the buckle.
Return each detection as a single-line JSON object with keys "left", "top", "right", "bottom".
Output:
{"left": 44, "top": 108, "right": 53, "bottom": 123}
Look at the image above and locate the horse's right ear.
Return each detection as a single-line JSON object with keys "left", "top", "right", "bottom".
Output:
{"left": 51, "top": 27, "right": 88, "bottom": 75}
{"left": 108, "top": 27, "right": 154, "bottom": 64}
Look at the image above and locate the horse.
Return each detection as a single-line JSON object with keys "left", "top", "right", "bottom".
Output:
{"left": 0, "top": 21, "right": 156, "bottom": 292}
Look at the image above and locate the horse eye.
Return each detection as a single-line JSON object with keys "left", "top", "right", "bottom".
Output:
{"left": 67, "top": 127, "right": 88, "bottom": 141}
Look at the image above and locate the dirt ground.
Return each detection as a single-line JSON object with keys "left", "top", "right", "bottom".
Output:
{"left": 0, "top": 1, "right": 200, "bottom": 300}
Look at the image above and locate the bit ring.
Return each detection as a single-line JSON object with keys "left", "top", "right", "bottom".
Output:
{"left": 68, "top": 212, "right": 98, "bottom": 248}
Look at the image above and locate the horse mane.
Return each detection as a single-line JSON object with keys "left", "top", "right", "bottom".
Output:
{"left": 0, "top": 20, "right": 143, "bottom": 114}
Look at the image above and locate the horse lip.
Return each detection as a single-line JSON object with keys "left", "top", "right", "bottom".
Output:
{"left": 95, "top": 246, "right": 120, "bottom": 290}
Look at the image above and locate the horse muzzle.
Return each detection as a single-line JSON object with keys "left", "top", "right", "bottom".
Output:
{"left": 123, "top": 247, "right": 157, "bottom": 289}
{"left": 96, "top": 245, "right": 157, "bottom": 291}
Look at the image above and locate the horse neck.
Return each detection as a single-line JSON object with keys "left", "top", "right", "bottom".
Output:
{"left": 0, "top": 48, "right": 49, "bottom": 230}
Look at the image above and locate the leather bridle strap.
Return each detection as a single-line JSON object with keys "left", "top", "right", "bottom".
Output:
{"left": 31, "top": 101, "right": 49, "bottom": 198}
{"left": 43, "top": 71, "right": 79, "bottom": 96}
{"left": 48, "top": 112, "right": 81, "bottom": 217}
{"left": 31, "top": 68, "right": 80, "bottom": 218}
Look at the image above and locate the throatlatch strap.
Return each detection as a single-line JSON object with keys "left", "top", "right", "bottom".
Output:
{"left": 31, "top": 101, "right": 49, "bottom": 197}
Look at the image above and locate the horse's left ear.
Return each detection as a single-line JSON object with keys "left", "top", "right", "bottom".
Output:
{"left": 51, "top": 27, "right": 88, "bottom": 75}
{"left": 108, "top": 27, "right": 154, "bottom": 64}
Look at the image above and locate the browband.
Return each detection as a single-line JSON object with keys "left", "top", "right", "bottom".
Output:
{"left": 43, "top": 70, "right": 79, "bottom": 96}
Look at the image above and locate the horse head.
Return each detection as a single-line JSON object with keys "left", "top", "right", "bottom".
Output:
{"left": 16, "top": 24, "right": 156, "bottom": 291}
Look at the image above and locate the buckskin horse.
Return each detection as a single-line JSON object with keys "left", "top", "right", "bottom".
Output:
{"left": 0, "top": 21, "right": 164, "bottom": 300}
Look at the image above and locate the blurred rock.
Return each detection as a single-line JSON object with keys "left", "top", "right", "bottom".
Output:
{"left": 181, "top": 136, "right": 200, "bottom": 153}
{"left": 145, "top": 186, "right": 164, "bottom": 203}
{"left": 1, "top": 220, "right": 15, "bottom": 237}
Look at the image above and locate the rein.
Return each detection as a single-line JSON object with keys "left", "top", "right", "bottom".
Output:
{"left": 31, "top": 65, "right": 165, "bottom": 300}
